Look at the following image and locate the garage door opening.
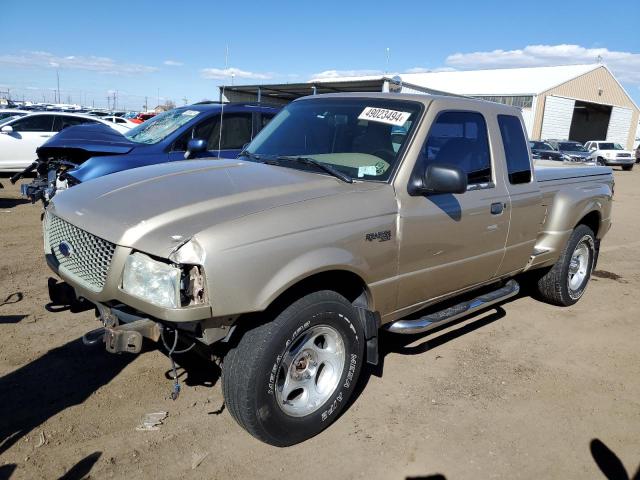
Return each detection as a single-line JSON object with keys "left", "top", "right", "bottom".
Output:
{"left": 569, "top": 101, "right": 611, "bottom": 144}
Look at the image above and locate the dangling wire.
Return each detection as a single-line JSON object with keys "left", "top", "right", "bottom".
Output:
{"left": 160, "top": 326, "right": 195, "bottom": 400}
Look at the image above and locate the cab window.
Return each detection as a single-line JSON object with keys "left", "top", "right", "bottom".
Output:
{"left": 498, "top": 114, "right": 531, "bottom": 184}
{"left": 420, "top": 111, "right": 492, "bottom": 185}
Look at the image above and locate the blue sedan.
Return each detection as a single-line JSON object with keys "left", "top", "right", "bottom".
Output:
{"left": 38, "top": 102, "right": 280, "bottom": 185}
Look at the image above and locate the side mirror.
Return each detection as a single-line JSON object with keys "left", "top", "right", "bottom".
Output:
{"left": 184, "top": 138, "right": 207, "bottom": 159}
{"left": 409, "top": 163, "right": 468, "bottom": 196}
{"left": 1, "top": 125, "right": 14, "bottom": 134}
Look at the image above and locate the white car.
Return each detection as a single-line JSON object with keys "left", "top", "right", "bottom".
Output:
{"left": 0, "top": 112, "right": 128, "bottom": 172}
{"left": 585, "top": 140, "right": 635, "bottom": 171}
{"left": 101, "top": 115, "right": 137, "bottom": 129}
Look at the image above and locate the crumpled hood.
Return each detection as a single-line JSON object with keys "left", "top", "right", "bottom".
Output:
{"left": 49, "top": 159, "right": 363, "bottom": 257}
{"left": 37, "top": 124, "right": 135, "bottom": 160}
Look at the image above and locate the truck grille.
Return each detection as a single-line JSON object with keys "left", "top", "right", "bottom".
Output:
{"left": 617, "top": 153, "right": 631, "bottom": 158}
{"left": 46, "top": 213, "right": 116, "bottom": 291}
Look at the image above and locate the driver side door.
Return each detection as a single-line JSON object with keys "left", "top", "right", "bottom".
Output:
{"left": 395, "top": 110, "right": 510, "bottom": 313}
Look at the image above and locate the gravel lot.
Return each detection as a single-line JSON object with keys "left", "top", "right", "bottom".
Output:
{"left": 1, "top": 168, "right": 639, "bottom": 480}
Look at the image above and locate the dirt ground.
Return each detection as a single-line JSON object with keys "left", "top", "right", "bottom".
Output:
{"left": 1, "top": 168, "right": 639, "bottom": 480}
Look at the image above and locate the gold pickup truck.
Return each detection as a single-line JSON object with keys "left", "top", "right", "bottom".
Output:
{"left": 43, "top": 93, "right": 613, "bottom": 446}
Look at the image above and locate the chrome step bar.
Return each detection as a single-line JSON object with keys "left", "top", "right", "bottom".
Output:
{"left": 384, "top": 280, "right": 520, "bottom": 335}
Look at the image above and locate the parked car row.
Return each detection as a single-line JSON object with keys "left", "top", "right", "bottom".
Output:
{"left": 529, "top": 137, "right": 637, "bottom": 171}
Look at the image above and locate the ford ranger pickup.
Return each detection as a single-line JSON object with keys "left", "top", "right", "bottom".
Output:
{"left": 42, "top": 93, "right": 614, "bottom": 446}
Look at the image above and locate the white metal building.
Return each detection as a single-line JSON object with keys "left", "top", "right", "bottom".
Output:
{"left": 221, "top": 64, "right": 639, "bottom": 149}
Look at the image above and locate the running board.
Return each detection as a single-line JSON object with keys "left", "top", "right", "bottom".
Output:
{"left": 384, "top": 280, "right": 520, "bottom": 335}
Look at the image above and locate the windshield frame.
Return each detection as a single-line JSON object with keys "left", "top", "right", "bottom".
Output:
{"left": 243, "top": 97, "right": 425, "bottom": 184}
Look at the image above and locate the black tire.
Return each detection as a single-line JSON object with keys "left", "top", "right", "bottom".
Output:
{"left": 222, "top": 290, "right": 365, "bottom": 446}
{"left": 536, "top": 225, "right": 596, "bottom": 306}
{"left": 596, "top": 157, "right": 606, "bottom": 166}
{"left": 622, "top": 164, "right": 633, "bottom": 171}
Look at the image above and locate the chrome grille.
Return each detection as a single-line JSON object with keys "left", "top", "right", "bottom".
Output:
{"left": 617, "top": 153, "right": 631, "bottom": 158}
{"left": 46, "top": 213, "right": 115, "bottom": 291}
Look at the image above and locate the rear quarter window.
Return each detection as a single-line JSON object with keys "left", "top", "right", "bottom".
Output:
{"left": 498, "top": 114, "right": 531, "bottom": 184}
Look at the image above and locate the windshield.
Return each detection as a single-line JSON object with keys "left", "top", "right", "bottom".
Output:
{"left": 558, "top": 142, "right": 587, "bottom": 152}
{"left": 245, "top": 98, "right": 422, "bottom": 181}
{"left": 0, "top": 114, "right": 22, "bottom": 125}
{"left": 124, "top": 108, "right": 200, "bottom": 144}
{"left": 530, "top": 141, "right": 553, "bottom": 150}
{"left": 0, "top": 112, "right": 25, "bottom": 121}
{"left": 598, "top": 142, "right": 623, "bottom": 150}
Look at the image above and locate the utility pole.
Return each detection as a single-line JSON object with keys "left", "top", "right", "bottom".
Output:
{"left": 182, "top": 96, "right": 188, "bottom": 105}
{"left": 157, "top": 88, "right": 160, "bottom": 109}
{"left": 107, "top": 96, "right": 111, "bottom": 110}
{"left": 144, "top": 96, "right": 148, "bottom": 112}
{"left": 56, "top": 70, "right": 60, "bottom": 104}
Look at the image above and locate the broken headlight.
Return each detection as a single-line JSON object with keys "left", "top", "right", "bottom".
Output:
{"left": 122, "top": 252, "right": 181, "bottom": 309}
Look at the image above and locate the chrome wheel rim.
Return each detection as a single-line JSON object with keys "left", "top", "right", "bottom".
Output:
{"left": 275, "top": 325, "right": 345, "bottom": 417}
{"left": 568, "top": 238, "right": 591, "bottom": 295}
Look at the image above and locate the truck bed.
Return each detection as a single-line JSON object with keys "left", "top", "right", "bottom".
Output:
{"left": 534, "top": 161, "right": 612, "bottom": 182}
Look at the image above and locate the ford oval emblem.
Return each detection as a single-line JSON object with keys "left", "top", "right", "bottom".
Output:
{"left": 59, "top": 241, "right": 73, "bottom": 258}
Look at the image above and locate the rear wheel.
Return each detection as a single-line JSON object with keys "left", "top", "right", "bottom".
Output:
{"left": 536, "top": 225, "right": 596, "bottom": 306}
{"left": 222, "top": 290, "right": 364, "bottom": 446}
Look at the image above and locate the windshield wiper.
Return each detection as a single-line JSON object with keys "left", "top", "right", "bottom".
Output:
{"left": 272, "top": 156, "right": 353, "bottom": 183}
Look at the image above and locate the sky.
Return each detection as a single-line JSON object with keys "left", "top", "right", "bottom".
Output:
{"left": 1, "top": 0, "right": 639, "bottom": 110}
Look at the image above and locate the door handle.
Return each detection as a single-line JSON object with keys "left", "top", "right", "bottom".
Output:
{"left": 490, "top": 202, "right": 506, "bottom": 215}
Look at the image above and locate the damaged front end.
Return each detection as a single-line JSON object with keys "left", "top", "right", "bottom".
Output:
{"left": 13, "top": 157, "right": 81, "bottom": 205}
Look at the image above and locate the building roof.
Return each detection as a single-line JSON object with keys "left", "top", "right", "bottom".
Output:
{"left": 311, "top": 64, "right": 602, "bottom": 97}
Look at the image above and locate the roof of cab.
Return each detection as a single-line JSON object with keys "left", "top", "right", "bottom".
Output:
{"left": 293, "top": 91, "right": 523, "bottom": 115}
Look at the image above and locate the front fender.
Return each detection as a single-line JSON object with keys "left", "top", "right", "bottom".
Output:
{"left": 255, "top": 247, "right": 370, "bottom": 311}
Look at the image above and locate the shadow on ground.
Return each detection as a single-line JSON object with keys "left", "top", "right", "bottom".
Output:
{"left": 0, "top": 315, "right": 28, "bottom": 324}
{"left": 0, "top": 197, "right": 30, "bottom": 209}
{"left": 0, "top": 338, "right": 133, "bottom": 456}
{"left": 58, "top": 451, "right": 102, "bottom": 480}
{"left": 590, "top": 438, "right": 640, "bottom": 480}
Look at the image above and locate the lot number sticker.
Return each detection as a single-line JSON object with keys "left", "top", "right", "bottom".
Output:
{"left": 358, "top": 107, "right": 411, "bottom": 126}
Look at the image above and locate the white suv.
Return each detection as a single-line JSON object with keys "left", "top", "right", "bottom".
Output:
{"left": 585, "top": 141, "right": 635, "bottom": 171}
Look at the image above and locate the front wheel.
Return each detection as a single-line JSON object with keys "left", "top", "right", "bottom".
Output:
{"left": 536, "top": 225, "right": 596, "bottom": 306}
{"left": 222, "top": 290, "right": 365, "bottom": 446}
{"left": 622, "top": 164, "right": 633, "bottom": 171}
{"left": 596, "top": 157, "right": 606, "bottom": 166}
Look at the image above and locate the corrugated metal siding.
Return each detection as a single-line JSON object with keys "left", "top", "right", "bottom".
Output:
{"left": 221, "top": 90, "right": 290, "bottom": 105}
{"left": 531, "top": 66, "right": 640, "bottom": 146}
{"left": 400, "top": 85, "right": 430, "bottom": 95}
{"left": 544, "top": 66, "right": 636, "bottom": 109}
{"left": 540, "top": 96, "right": 575, "bottom": 140}
{"left": 606, "top": 107, "right": 633, "bottom": 145}
{"left": 521, "top": 108, "right": 534, "bottom": 137}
